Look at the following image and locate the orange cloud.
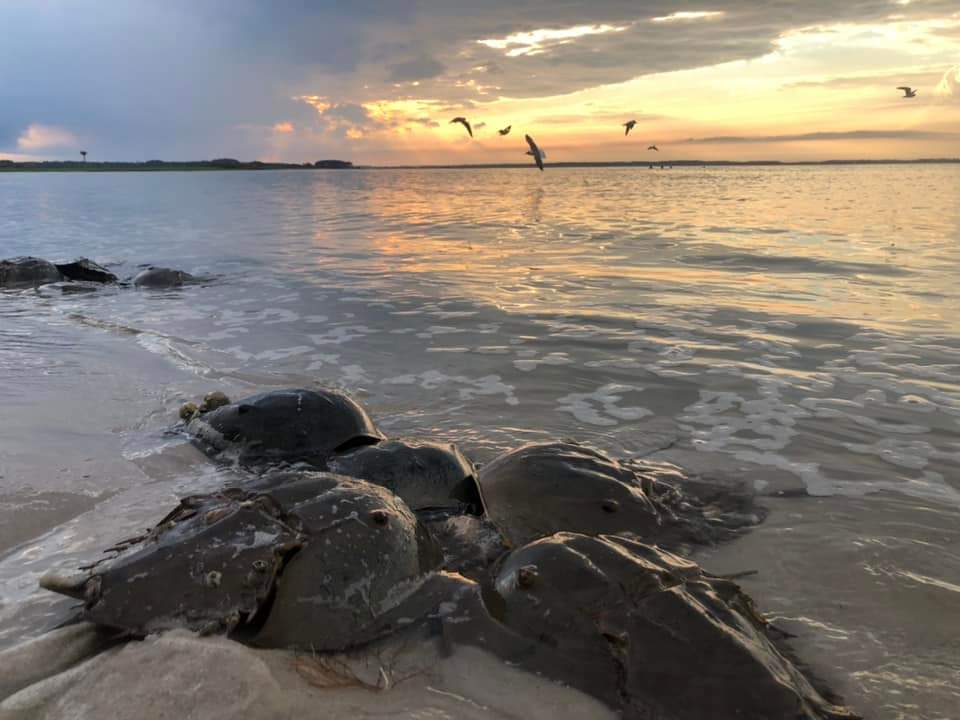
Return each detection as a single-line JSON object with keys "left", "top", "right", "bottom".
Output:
{"left": 935, "top": 65, "right": 959, "bottom": 99}
{"left": 273, "top": 121, "right": 295, "bottom": 133}
{"left": 16, "top": 124, "right": 78, "bottom": 150}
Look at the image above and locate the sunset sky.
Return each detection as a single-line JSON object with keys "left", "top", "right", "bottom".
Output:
{"left": 2, "top": 1, "right": 958, "bottom": 164}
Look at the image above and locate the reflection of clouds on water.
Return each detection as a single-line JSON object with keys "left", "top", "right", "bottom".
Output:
{"left": 222, "top": 344, "right": 314, "bottom": 362}
{"left": 417, "top": 325, "right": 466, "bottom": 338}
{"left": 557, "top": 384, "right": 651, "bottom": 426}
{"left": 305, "top": 353, "right": 340, "bottom": 371}
{"left": 513, "top": 352, "right": 573, "bottom": 372}
{"left": 308, "top": 325, "right": 374, "bottom": 345}
{"left": 383, "top": 370, "right": 519, "bottom": 406}
{"left": 527, "top": 186, "right": 544, "bottom": 224}
{"left": 671, "top": 326, "right": 960, "bottom": 503}
{"left": 842, "top": 437, "right": 960, "bottom": 471}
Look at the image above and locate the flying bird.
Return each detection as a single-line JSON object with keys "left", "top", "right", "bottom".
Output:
{"left": 897, "top": 86, "right": 917, "bottom": 98}
{"left": 525, "top": 134, "right": 545, "bottom": 171}
{"left": 623, "top": 120, "right": 637, "bottom": 136}
{"left": 648, "top": 145, "right": 659, "bottom": 151}
{"left": 450, "top": 117, "right": 473, "bottom": 137}
{"left": 498, "top": 125, "right": 512, "bottom": 136}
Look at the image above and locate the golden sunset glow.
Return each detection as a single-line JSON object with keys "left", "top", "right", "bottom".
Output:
{"left": 274, "top": 12, "right": 960, "bottom": 166}
{"left": 3, "top": 3, "right": 958, "bottom": 163}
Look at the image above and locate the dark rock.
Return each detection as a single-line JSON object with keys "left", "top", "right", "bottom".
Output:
{"left": 54, "top": 258, "right": 118, "bottom": 284}
{"left": 0, "top": 257, "right": 63, "bottom": 288}
{"left": 186, "top": 388, "right": 384, "bottom": 468}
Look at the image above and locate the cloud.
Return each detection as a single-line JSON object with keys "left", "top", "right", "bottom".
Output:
{"left": 272, "top": 121, "right": 295, "bottom": 133}
{"left": 389, "top": 55, "right": 446, "bottom": 82}
{"left": 784, "top": 68, "right": 945, "bottom": 89}
{"left": 2, "top": 1, "right": 959, "bottom": 161}
{"left": 16, "top": 124, "right": 78, "bottom": 151}
{"left": 935, "top": 65, "right": 960, "bottom": 98}
{"left": 650, "top": 11, "right": 725, "bottom": 23}
{"left": 681, "top": 129, "right": 960, "bottom": 143}
{"left": 323, "top": 103, "right": 375, "bottom": 125}
{"left": 478, "top": 23, "right": 629, "bottom": 58}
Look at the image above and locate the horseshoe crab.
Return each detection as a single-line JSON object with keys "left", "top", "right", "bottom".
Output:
{"left": 491, "top": 532, "right": 858, "bottom": 720}
{"left": 40, "top": 474, "right": 443, "bottom": 651}
{"left": 54, "top": 258, "right": 118, "bottom": 284}
{"left": 186, "top": 388, "right": 384, "bottom": 467}
{"left": 248, "top": 467, "right": 500, "bottom": 582}
{"left": 0, "top": 257, "right": 62, "bottom": 288}
{"left": 133, "top": 267, "right": 197, "bottom": 288}
{"left": 478, "top": 441, "right": 757, "bottom": 549}
{"left": 325, "top": 439, "right": 484, "bottom": 515}
{"left": 39, "top": 486, "right": 304, "bottom": 637}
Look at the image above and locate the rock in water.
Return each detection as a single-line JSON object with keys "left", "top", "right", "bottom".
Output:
{"left": 492, "top": 532, "right": 858, "bottom": 720}
{"left": 0, "top": 257, "right": 63, "bottom": 288}
{"left": 187, "top": 387, "right": 384, "bottom": 467}
{"left": 39, "top": 475, "right": 443, "bottom": 651}
{"left": 479, "top": 441, "right": 685, "bottom": 548}
{"left": 54, "top": 258, "right": 118, "bottom": 284}
{"left": 132, "top": 267, "right": 196, "bottom": 288}
{"left": 325, "top": 438, "right": 484, "bottom": 515}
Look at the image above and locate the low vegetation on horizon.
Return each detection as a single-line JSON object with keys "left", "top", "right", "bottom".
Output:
{"left": 0, "top": 158, "right": 355, "bottom": 172}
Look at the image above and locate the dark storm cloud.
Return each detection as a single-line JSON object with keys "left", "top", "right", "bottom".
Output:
{"left": 406, "top": 0, "right": 960, "bottom": 98}
{"left": 0, "top": 1, "right": 314, "bottom": 158}
{"left": 682, "top": 130, "right": 960, "bottom": 143}
{"left": 2, "top": 0, "right": 958, "bottom": 158}
{"left": 389, "top": 56, "right": 447, "bottom": 82}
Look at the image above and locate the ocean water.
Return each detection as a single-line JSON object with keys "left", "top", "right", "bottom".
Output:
{"left": 0, "top": 166, "right": 958, "bottom": 718}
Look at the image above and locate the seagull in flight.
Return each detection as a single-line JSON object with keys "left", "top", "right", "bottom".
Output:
{"left": 897, "top": 86, "right": 917, "bottom": 98}
{"left": 648, "top": 144, "right": 659, "bottom": 151}
{"left": 525, "top": 134, "right": 545, "bottom": 171}
{"left": 450, "top": 117, "right": 473, "bottom": 137}
{"left": 498, "top": 125, "right": 512, "bottom": 136}
{"left": 623, "top": 120, "right": 637, "bottom": 136}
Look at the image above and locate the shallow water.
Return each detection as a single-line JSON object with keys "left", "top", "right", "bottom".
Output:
{"left": 0, "top": 166, "right": 958, "bottom": 718}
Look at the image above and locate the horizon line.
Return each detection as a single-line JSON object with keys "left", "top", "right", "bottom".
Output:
{"left": 359, "top": 157, "right": 960, "bottom": 169}
{"left": 2, "top": 157, "right": 959, "bottom": 171}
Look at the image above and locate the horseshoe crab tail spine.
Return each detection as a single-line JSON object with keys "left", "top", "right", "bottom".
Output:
{"left": 38, "top": 570, "right": 91, "bottom": 600}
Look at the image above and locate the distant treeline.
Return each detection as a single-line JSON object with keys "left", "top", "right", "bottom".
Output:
{"left": 0, "top": 158, "right": 354, "bottom": 171}
{"left": 2, "top": 157, "right": 956, "bottom": 172}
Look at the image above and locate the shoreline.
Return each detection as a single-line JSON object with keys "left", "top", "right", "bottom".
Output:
{"left": 1, "top": 158, "right": 958, "bottom": 173}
